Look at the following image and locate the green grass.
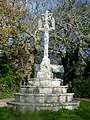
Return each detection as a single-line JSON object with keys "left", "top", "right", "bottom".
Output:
{"left": 0, "top": 102, "right": 90, "bottom": 120}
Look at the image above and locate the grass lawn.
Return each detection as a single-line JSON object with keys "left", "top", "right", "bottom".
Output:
{"left": 0, "top": 102, "right": 90, "bottom": 120}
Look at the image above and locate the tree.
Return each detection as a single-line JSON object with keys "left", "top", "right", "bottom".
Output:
{"left": 50, "top": 0, "right": 90, "bottom": 87}
{"left": 0, "top": 0, "right": 42, "bottom": 85}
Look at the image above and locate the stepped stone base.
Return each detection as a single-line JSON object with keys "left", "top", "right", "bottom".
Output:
{"left": 7, "top": 100, "right": 80, "bottom": 112}
{"left": 7, "top": 78, "right": 80, "bottom": 112}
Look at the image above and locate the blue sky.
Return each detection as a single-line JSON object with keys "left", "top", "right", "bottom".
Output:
{"left": 29, "top": 0, "right": 90, "bottom": 14}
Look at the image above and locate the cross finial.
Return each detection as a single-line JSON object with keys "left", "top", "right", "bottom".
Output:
{"left": 38, "top": 10, "right": 55, "bottom": 31}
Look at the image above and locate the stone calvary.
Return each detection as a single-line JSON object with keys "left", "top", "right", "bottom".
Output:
{"left": 7, "top": 11, "right": 80, "bottom": 112}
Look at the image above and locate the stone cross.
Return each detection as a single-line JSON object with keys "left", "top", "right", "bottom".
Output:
{"left": 37, "top": 11, "right": 55, "bottom": 78}
{"left": 38, "top": 10, "right": 55, "bottom": 59}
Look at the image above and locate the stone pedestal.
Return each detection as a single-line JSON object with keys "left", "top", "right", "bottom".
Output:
{"left": 37, "top": 58, "right": 53, "bottom": 79}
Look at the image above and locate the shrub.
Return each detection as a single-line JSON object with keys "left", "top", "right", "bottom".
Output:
{"left": 0, "top": 52, "right": 22, "bottom": 98}
{"left": 0, "top": 63, "right": 16, "bottom": 98}
{"left": 73, "top": 77, "right": 90, "bottom": 98}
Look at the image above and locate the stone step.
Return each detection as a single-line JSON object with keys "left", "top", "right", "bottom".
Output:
{"left": 14, "top": 93, "right": 74, "bottom": 103}
{"left": 20, "top": 86, "right": 68, "bottom": 94}
{"left": 7, "top": 100, "right": 80, "bottom": 112}
{"left": 28, "top": 78, "right": 63, "bottom": 87}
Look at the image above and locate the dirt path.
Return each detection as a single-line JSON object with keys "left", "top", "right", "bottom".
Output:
{"left": 75, "top": 98, "right": 90, "bottom": 102}
{"left": 0, "top": 98, "right": 14, "bottom": 107}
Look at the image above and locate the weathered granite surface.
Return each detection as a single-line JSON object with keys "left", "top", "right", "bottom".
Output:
{"left": 7, "top": 77, "right": 80, "bottom": 112}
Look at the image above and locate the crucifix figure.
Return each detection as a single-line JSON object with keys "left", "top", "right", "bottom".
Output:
{"left": 38, "top": 10, "right": 55, "bottom": 59}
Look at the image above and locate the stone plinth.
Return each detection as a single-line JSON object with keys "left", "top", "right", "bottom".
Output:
{"left": 37, "top": 58, "right": 53, "bottom": 79}
{"left": 28, "top": 78, "right": 63, "bottom": 87}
